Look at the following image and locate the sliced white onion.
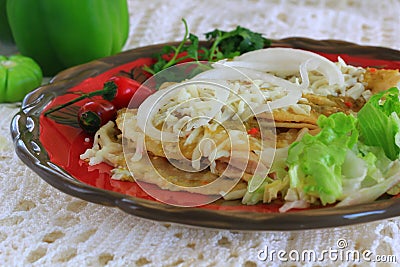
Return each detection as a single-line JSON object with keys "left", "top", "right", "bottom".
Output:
{"left": 198, "top": 81, "right": 231, "bottom": 123}
{"left": 136, "top": 85, "right": 178, "bottom": 142}
{"left": 192, "top": 68, "right": 265, "bottom": 114}
{"left": 191, "top": 67, "right": 249, "bottom": 81}
{"left": 130, "top": 132, "right": 145, "bottom": 162}
{"left": 136, "top": 80, "right": 231, "bottom": 141}
{"left": 298, "top": 59, "right": 312, "bottom": 89}
{"left": 192, "top": 66, "right": 302, "bottom": 111}
{"left": 230, "top": 47, "right": 344, "bottom": 86}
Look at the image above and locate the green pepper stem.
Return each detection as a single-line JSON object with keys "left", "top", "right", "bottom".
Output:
{"left": 44, "top": 81, "right": 117, "bottom": 116}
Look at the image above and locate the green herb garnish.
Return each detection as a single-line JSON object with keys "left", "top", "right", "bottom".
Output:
{"left": 143, "top": 19, "right": 271, "bottom": 75}
{"left": 205, "top": 25, "right": 271, "bottom": 61}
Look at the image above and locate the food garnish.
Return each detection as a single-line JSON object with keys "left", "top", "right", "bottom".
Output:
{"left": 358, "top": 87, "right": 400, "bottom": 160}
{"left": 44, "top": 76, "right": 154, "bottom": 133}
{"left": 143, "top": 19, "right": 271, "bottom": 76}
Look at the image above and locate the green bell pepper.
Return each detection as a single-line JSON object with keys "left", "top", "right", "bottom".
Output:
{"left": 0, "top": 54, "right": 43, "bottom": 102}
{"left": 0, "top": 0, "right": 14, "bottom": 46}
{"left": 6, "top": 0, "right": 129, "bottom": 76}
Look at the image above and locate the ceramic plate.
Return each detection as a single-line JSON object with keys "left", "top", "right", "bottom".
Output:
{"left": 11, "top": 38, "right": 400, "bottom": 231}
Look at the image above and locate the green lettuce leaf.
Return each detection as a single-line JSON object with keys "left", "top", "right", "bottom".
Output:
{"left": 356, "top": 143, "right": 400, "bottom": 196}
{"left": 242, "top": 147, "right": 290, "bottom": 205}
{"left": 387, "top": 183, "right": 400, "bottom": 195}
{"left": 341, "top": 149, "right": 368, "bottom": 197}
{"left": 357, "top": 87, "right": 400, "bottom": 160}
{"left": 242, "top": 176, "right": 290, "bottom": 205}
{"left": 242, "top": 178, "right": 270, "bottom": 205}
{"left": 337, "top": 161, "right": 400, "bottom": 206}
{"left": 286, "top": 112, "right": 358, "bottom": 205}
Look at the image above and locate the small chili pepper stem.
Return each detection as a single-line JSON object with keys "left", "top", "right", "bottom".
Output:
{"left": 101, "top": 81, "right": 118, "bottom": 101}
{"left": 79, "top": 111, "right": 101, "bottom": 134}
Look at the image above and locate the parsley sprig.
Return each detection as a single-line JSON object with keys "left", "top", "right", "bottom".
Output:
{"left": 205, "top": 25, "right": 271, "bottom": 61}
{"left": 143, "top": 19, "right": 271, "bottom": 75}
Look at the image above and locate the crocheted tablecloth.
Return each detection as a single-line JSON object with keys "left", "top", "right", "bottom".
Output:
{"left": 1, "top": 0, "right": 400, "bottom": 266}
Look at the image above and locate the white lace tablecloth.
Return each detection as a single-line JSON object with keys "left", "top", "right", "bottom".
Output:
{"left": 1, "top": 0, "right": 400, "bottom": 266}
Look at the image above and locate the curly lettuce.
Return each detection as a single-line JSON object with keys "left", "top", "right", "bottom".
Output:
{"left": 357, "top": 87, "right": 400, "bottom": 160}
{"left": 286, "top": 113, "right": 358, "bottom": 205}
{"left": 243, "top": 87, "right": 400, "bottom": 210}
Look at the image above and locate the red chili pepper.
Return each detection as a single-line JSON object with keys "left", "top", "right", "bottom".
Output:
{"left": 247, "top": 127, "right": 260, "bottom": 137}
{"left": 77, "top": 100, "right": 117, "bottom": 133}
{"left": 44, "top": 76, "right": 156, "bottom": 116}
{"left": 344, "top": 101, "right": 353, "bottom": 108}
{"left": 368, "top": 67, "right": 377, "bottom": 73}
{"left": 103, "top": 76, "right": 155, "bottom": 109}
